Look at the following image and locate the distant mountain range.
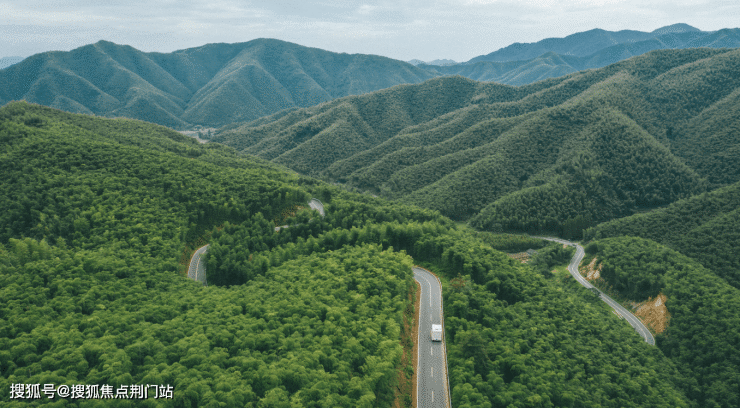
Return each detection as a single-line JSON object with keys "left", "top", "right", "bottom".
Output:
{"left": 213, "top": 48, "right": 740, "bottom": 235}
{"left": 0, "top": 56, "right": 24, "bottom": 69}
{"left": 466, "top": 23, "right": 703, "bottom": 63}
{"left": 425, "top": 24, "right": 740, "bottom": 85}
{"left": 408, "top": 59, "right": 458, "bottom": 66}
{"left": 0, "top": 39, "right": 436, "bottom": 129}
{"left": 1, "top": 24, "right": 739, "bottom": 129}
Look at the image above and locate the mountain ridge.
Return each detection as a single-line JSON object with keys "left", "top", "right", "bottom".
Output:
{"left": 3, "top": 24, "right": 740, "bottom": 129}
{"left": 213, "top": 48, "right": 740, "bottom": 235}
{"left": 0, "top": 39, "right": 436, "bottom": 129}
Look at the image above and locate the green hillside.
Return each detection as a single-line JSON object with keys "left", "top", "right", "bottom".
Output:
{"left": 0, "top": 102, "right": 695, "bottom": 406}
{"left": 448, "top": 26, "right": 740, "bottom": 86}
{"left": 585, "top": 181, "right": 740, "bottom": 289}
{"left": 5, "top": 26, "right": 739, "bottom": 132}
{"left": 215, "top": 48, "right": 740, "bottom": 235}
{"left": 584, "top": 236, "right": 740, "bottom": 408}
{"left": 0, "top": 39, "right": 436, "bottom": 129}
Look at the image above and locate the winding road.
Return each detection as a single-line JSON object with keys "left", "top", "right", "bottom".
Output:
{"left": 186, "top": 200, "right": 453, "bottom": 406}
{"left": 414, "top": 267, "right": 452, "bottom": 408}
{"left": 537, "top": 237, "right": 655, "bottom": 345}
{"left": 187, "top": 199, "right": 326, "bottom": 285}
{"left": 187, "top": 244, "right": 209, "bottom": 286}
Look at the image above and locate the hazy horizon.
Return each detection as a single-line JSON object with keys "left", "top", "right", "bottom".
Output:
{"left": 2, "top": 1, "right": 739, "bottom": 62}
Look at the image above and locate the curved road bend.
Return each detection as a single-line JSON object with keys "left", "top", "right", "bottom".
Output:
{"left": 536, "top": 237, "right": 655, "bottom": 345}
{"left": 189, "top": 198, "right": 324, "bottom": 280}
{"left": 187, "top": 244, "right": 209, "bottom": 286}
{"left": 414, "top": 267, "right": 452, "bottom": 408}
{"left": 308, "top": 198, "right": 325, "bottom": 217}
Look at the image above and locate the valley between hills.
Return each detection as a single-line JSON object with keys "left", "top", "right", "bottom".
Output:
{"left": 2, "top": 24, "right": 740, "bottom": 407}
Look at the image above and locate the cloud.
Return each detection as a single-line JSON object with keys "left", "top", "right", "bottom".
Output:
{"left": 1, "top": 0, "right": 739, "bottom": 61}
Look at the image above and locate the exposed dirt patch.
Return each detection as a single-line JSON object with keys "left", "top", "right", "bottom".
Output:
{"left": 581, "top": 257, "right": 602, "bottom": 280}
{"left": 634, "top": 293, "right": 671, "bottom": 334}
{"left": 393, "top": 280, "right": 420, "bottom": 408}
{"left": 508, "top": 252, "right": 530, "bottom": 263}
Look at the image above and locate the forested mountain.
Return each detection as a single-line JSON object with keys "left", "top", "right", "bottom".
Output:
{"left": 584, "top": 237, "right": 740, "bottom": 408}
{"left": 214, "top": 47, "right": 740, "bottom": 235}
{"left": 0, "top": 57, "right": 24, "bottom": 70}
{"left": 408, "top": 59, "right": 458, "bottom": 66}
{"left": 424, "top": 26, "right": 740, "bottom": 86}
{"left": 4, "top": 25, "right": 739, "bottom": 131}
{"left": 467, "top": 24, "right": 705, "bottom": 63}
{"left": 0, "top": 39, "right": 435, "bottom": 129}
{"left": 0, "top": 101, "right": 695, "bottom": 406}
{"left": 585, "top": 181, "right": 740, "bottom": 289}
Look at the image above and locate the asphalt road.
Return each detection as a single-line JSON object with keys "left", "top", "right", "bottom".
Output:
{"left": 414, "top": 267, "right": 452, "bottom": 408}
{"left": 308, "top": 198, "right": 325, "bottom": 217}
{"left": 187, "top": 244, "right": 209, "bottom": 286}
{"left": 537, "top": 237, "right": 655, "bottom": 345}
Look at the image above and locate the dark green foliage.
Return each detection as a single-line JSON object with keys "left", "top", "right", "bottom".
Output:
{"left": 467, "top": 24, "right": 705, "bottom": 63}
{"left": 0, "top": 39, "right": 436, "bottom": 129}
{"left": 585, "top": 181, "right": 740, "bottom": 289}
{"left": 6, "top": 27, "right": 739, "bottom": 133}
{"left": 528, "top": 243, "right": 575, "bottom": 277}
{"left": 440, "top": 26, "right": 740, "bottom": 86}
{"left": 0, "top": 102, "right": 701, "bottom": 407}
{"left": 586, "top": 237, "right": 740, "bottom": 408}
{"left": 0, "top": 238, "right": 413, "bottom": 407}
{"left": 208, "top": 209, "right": 692, "bottom": 407}
{"left": 217, "top": 48, "right": 740, "bottom": 231}
{"left": 476, "top": 233, "right": 546, "bottom": 253}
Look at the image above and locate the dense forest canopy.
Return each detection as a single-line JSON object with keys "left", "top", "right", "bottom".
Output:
{"left": 0, "top": 39, "right": 436, "bottom": 129}
{"left": 3, "top": 25, "right": 739, "bottom": 130}
{"left": 215, "top": 48, "right": 740, "bottom": 236}
{"left": 0, "top": 102, "right": 697, "bottom": 407}
{"left": 585, "top": 181, "right": 740, "bottom": 289}
{"left": 584, "top": 237, "right": 740, "bottom": 408}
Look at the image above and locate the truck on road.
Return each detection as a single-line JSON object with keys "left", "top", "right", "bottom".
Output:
{"left": 431, "top": 324, "right": 443, "bottom": 341}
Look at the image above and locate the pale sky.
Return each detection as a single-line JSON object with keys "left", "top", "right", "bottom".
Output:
{"left": 1, "top": 0, "right": 738, "bottom": 62}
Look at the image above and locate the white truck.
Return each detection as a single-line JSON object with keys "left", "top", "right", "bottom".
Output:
{"left": 431, "top": 324, "right": 443, "bottom": 342}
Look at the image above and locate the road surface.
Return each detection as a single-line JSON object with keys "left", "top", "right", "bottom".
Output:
{"left": 414, "top": 267, "right": 452, "bottom": 408}
{"left": 308, "top": 198, "right": 325, "bottom": 217}
{"left": 537, "top": 237, "right": 655, "bottom": 345}
{"left": 187, "top": 244, "right": 209, "bottom": 286}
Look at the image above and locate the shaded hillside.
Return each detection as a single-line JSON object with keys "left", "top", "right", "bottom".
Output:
{"left": 467, "top": 23, "right": 710, "bottom": 63}
{"left": 0, "top": 39, "right": 435, "bottom": 129}
{"left": 585, "top": 237, "right": 740, "bottom": 408}
{"left": 4, "top": 25, "right": 740, "bottom": 130}
{"left": 430, "top": 27, "right": 740, "bottom": 86}
{"left": 0, "top": 56, "right": 24, "bottom": 70}
{"left": 0, "top": 102, "right": 694, "bottom": 407}
{"left": 585, "top": 181, "right": 740, "bottom": 289}
{"left": 215, "top": 48, "right": 740, "bottom": 234}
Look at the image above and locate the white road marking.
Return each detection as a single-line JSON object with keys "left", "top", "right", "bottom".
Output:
{"left": 427, "top": 277, "right": 433, "bottom": 308}
{"left": 431, "top": 391, "right": 434, "bottom": 402}
{"left": 431, "top": 367, "right": 434, "bottom": 377}
{"left": 431, "top": 346, "right": 433, "bottom": 356}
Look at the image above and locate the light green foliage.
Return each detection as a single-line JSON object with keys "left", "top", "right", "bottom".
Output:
{"left": 475, "top": 233, "right": 545, "bottom": 253}
{"left": 216, "top": 48, "right": 740, "bottom": 235}
{"left": 585, "top": 181, "right": 740, "bottom": 289}
{"left": 528, "top": 243, "right": 575, "bottom": 277}
{"left": 586, "top": 237, "right": 740, "bottom": 408}
{"left": 0, "top": 102, "right": 700, "bottom": 407}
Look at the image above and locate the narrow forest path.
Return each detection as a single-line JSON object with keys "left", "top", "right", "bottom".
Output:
{"left": 537, "top": 237, "right": 656, "bottom": 345}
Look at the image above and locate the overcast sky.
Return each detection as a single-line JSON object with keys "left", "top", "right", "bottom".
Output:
{"left": 1, "top": 0, "right": 738, "bottom": 62}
